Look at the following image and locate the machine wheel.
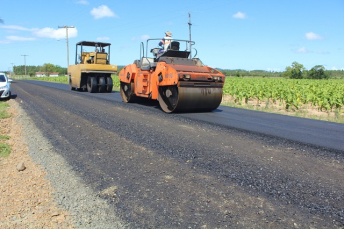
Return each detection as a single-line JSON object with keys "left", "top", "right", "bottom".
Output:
{"left": 120, "top": 82, "right": 135, "bottom": 102}
{"left": 69, "top": 78, "right": 75, "bottom": 90}
{"left": 99, "top": 77, "right": 106, "bottom": 93}
{"left": 87, "top": 76, "right": 97, "bottom": 93}
{"left": 106, "top": 76, "right": 113, "bottom": 93}
{"left": 158, "top": 85, "right": 179, "bottom": 113}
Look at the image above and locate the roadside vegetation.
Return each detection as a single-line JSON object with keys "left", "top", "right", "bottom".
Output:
{"left": 222, "top": 78, "right": 344, "bottom": 123}
{"left": 221, "top": 62, "right": 344, "bottom": 79}
{"left": 220, "top": 62, "right": 344, "bottom": 123}
{"left": 12, "top": 63, "right": 67, "bottom": 77}
{"left": 0, "top": 101, "right": 11, "bottom": 158}
{"left": 20, "top": 75, "right": 121, "bottom": 91}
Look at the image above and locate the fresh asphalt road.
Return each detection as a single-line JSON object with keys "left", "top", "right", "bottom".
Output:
{"left": 18, "top": 80, "right": 344, "bottom": 152}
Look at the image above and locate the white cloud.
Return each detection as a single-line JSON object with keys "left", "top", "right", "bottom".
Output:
{"left": 76, "top": 0, "right": 88, "bottom": 4}
{"left": 232, "top": 12, "right": 246, "bottom": 19}
{"left": 90, "top": 5, "right": 118, "bottom": 19}
{"left": 33, "top": 27, "right": 78, "bottom": 39}
{"left": 6, "top": 36, "right": 36, "bottom": 41}
{"left": 296, "top": 47, "right": 310, "bottom": 53}
{"left": 305, "top": 32, "right": 323, "bottom": 40}
{"left": 131, "top": 35, "right": 150, "bottom": 41}
{"left": 97, "top": 37, "right": 110, "bottom": 41}
{"left": 0, "top": 25, "right": 78, "bottom": 43}
{"left": 0, "top": 25, "right": 33, "bottom": 31}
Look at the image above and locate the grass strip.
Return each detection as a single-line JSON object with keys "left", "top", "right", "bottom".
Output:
{"left": 0, "top": 101, "right": 11, "bottom": 158}
{"left": 0, "top": 102, "right": 11, "bottom": 119}
{"left": 0, "top": 142, "right": 11, "bottom": 158}
{"left": 0, "top": 135, "right": 10, "bottom": 140}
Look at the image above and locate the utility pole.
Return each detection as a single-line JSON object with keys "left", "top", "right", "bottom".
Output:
{"left": 21, "top": 55, "right": 28, "bottom": 76}
{"left": 10, "top": 63, "right": 14, "bottom": 77}
{"left": 58, "top": 25, "right": 75, "bottom": 68}
{"left": 188, "top": 12, "right": 192, "bottom": 58}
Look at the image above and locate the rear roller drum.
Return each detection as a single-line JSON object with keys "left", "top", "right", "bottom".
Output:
{"left": 120, "top": 82, "right": 136, "bottom": 102}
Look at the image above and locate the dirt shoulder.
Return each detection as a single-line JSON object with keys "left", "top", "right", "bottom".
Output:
{"left": 0, "top": 100, "right": 73, "bottom": 228}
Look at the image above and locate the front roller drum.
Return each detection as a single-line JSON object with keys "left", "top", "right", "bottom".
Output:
{"left": 158, "top": 85, "right": 223, "bottom": 113}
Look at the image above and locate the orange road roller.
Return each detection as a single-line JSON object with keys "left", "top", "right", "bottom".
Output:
{"left": 119, "top": 39, "right": 225, "bottom": 113}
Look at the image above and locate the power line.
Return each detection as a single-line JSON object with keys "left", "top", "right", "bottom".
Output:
{"left": 58, "top": 25, "right": 75, "bottom": 67}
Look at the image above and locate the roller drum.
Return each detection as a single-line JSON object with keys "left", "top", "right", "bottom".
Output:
{"left": 158, "top": 85, "right": 223, "bottom": 113}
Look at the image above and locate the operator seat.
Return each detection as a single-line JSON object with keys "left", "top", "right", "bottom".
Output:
{"left": 170, "top": 41, "right": 180, "bottom": 51}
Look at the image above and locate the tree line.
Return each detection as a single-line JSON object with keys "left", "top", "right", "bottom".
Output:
{"left": 283, "top": 62, "right": 334, "bottom": 79}
{"left": 219, "top": 62, "right": 344, "bottom": 79}
{"left": 13, "top": 63, "right": 67, "bottom": 76}
{"left": 219, "top": 69, "right": 282, "bottom": 78}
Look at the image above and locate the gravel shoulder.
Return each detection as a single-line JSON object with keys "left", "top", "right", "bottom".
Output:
{"left": 0, "top": 100, "right": 73, "bottom": 228}
{"left": 0, "top": 100, "right": 123, "bottom": 228}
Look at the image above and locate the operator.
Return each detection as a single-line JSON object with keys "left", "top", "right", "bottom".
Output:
{"left": 159, "top": 31, "right": 172, "bottom": 52}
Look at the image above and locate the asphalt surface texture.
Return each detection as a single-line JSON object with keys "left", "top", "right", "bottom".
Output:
{"left": 10, "top": 80, "right": 344, "bottom": 228}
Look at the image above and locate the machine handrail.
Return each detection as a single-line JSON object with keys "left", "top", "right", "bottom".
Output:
{"left": 145, "top": 39, "right": 195, "bottom": 59}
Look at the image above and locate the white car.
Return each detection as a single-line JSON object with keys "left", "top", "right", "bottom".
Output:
{"left": 0, "top": 72, "right": 12, "bottom": 99}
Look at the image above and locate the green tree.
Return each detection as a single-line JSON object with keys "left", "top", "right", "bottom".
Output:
{"left": 14, "top": 65, "right": 39, "bottom": 75}
{"left": 308, "top": 65, "right": 329, "bottom": 79}
{"left": 40, "top": 63, "right": 56, "bottom": 75}
{"left": 284, "top": 61, "right": 306, "bottom": 79}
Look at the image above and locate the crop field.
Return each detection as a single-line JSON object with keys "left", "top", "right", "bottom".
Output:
{"left": 223, "top": 77, "right": 344, "bottom": 111}
{"left": 28, "top": 76, "right": 69, "bottom": 83}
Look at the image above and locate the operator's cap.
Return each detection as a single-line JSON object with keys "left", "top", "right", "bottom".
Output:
{"left": 165, "top": 31, "right": 172, "bottom": 37}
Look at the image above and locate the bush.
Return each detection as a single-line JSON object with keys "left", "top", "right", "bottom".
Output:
{"left": 307, "top": 65, "right": 329, "bottom": 79}
{"left": 284, "top": 61, "right": 305, "bottom": 79}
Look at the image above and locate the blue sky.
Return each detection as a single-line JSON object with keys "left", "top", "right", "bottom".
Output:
{"left": 0, "top": 0, "right": 343, "bottom": 72}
